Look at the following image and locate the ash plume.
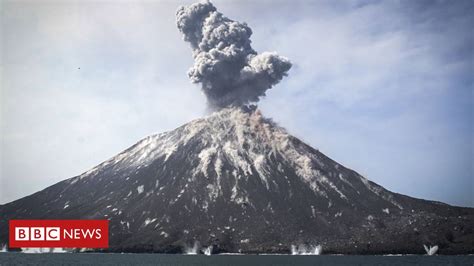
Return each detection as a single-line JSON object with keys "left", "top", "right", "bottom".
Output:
{"left": 176, "top": 0, "right": 292, "bottom": 109}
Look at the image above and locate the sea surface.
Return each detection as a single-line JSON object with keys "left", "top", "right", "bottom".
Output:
{"left": 0, "top": 253, "right": 473, "bottom": 266}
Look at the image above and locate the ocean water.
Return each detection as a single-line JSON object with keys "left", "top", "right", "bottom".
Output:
{"left": 0, "top": 253, "right": 473, "bottom": 266}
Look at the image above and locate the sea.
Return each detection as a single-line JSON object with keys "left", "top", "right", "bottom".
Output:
{"left": 0, "top": 253, "right": 473, "bottom": 266}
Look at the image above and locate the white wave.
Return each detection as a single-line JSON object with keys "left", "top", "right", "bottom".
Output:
{"left": 291, "top": 244, "right": 322, "bottom": 255}
{"left": 423, "top": 244, "right": 438, "bottom": 255}
{"left": 21, "top": 247, "right": 69, "bottom": 253}
{"left": 184, "top": 241, "right": 199, "bottom": 255}
{"left": 202, "top": 246, "right": 213, "bottom": 256}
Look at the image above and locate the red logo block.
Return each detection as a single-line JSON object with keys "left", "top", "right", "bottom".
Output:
{"left": 9, "top": 220, "right": 108, "bottom": 248}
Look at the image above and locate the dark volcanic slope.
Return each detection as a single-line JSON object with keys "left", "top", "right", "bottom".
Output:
{"left": 1, "top": 107, "right": 473, "bottom": 254}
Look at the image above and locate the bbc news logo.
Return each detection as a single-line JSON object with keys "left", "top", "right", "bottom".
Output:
{"left": 15, "top": 227, "right": 102, "bottom": 241}
{"left": 9, "top": 220, "right": 108, "bottom": 248}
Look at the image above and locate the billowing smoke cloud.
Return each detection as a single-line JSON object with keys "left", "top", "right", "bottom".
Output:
{"left": 176, "top": 0, "right": 292, "bottom": 109}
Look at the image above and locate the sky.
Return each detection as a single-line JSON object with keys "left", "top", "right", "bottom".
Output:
{"left": 0, "top": 0, "right": 472, "bottom": 207}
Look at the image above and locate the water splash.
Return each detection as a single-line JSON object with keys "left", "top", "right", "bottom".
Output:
{"left": 202, "top": 246, "right": 213, "bottom": 256}
{"left": 291, "top": 244, "right": 322, "bottom": 255}
{"left": 184, "top": 241, "right": 199, "bottom": 255}
{"left": 51, "top": 248, "right": 68, "bottom": 253}
{"left": 423, "top": 245, "right": 438, "bottom": 255}
{"left": 21, "top": 247, "right": 69, "bottom": 253}
{"left": 22, "top": 248, "right": 46, "bottom": 253}
{"left": 0, "top": 244, "right": 7, "bottom": 252}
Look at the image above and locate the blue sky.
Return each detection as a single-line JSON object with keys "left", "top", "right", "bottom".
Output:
{"left": 1, "top": 0, "right": 472, "bottom": 207}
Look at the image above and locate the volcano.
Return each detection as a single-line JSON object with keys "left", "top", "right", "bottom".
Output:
{"left": 0, "top": 107, "right": 473, "bottom": 254}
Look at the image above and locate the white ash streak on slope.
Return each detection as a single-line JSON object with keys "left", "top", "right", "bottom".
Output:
{"left": 65, "top": 106, "right": 404, "bottom": 209}
{"left": 176, "top": 0, "right": 292, "bottom": 109}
